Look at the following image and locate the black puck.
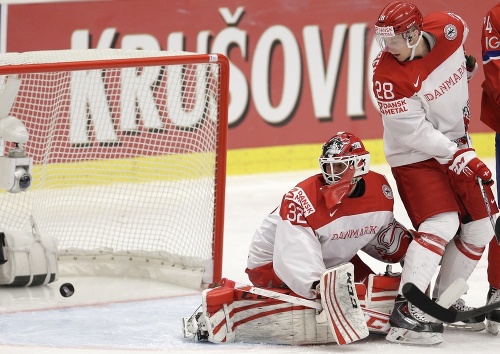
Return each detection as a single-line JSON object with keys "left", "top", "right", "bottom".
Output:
{"left": 59, "top": 283, "right": 75, "bottom": 297}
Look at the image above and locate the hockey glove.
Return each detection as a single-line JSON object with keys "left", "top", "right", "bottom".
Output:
{"left": 465, "top": 54, "right": 478, "bottom": 82}
{"left": 448, "top": 148, "right": 492, "bottom": 182}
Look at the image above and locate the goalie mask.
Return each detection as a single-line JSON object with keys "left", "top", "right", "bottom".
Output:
{"left": 374, "top": 1, "right": 423, "bottom": 58}
{"left": 319, "top": 132, "right": 370, "bottom": 186}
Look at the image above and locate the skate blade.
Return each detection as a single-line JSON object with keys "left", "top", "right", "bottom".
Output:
{"left": 444, "top": 321, "right": 486, "bottom": 332}
{"left": 386, "top": 327, "right": 442, "bottom": 345}
{"left": 182, "top": 317, "right": 196, "bottom": 338}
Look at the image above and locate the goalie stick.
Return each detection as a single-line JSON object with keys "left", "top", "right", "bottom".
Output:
{"left": 221, "top": 278, "right": 322, "bottom": 310}
{"left": 402, "top": 282, "right": 500, "bottom": 323}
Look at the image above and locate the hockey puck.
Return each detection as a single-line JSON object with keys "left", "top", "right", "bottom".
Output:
{"left": 59, "top": 283, "right": 75, "bottom": 297}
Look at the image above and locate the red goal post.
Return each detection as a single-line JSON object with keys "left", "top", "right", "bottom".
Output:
{"left": 0, "top": 49, "right": 229, "bottom": 288}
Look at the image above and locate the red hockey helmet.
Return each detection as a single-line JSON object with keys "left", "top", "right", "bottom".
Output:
{"left": 319, "top": 132, "right": 370, "bottom": 185}
{"left": 374, "top": 2, "right": 423, "bottom": 50}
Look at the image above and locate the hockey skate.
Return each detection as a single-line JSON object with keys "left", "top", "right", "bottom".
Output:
{"left": 486, "top": 287, "right": 500, "bottom": 335}
{"left": 182, "top": 310, "right": 209, "bottom": 341}
{"left": 386, "top": 296, "right": 443, "bottom": 345}
{"left": 444, "top": 298, "right": 485, "bottom": 331}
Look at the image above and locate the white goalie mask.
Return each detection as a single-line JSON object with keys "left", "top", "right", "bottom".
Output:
{"left": 319, "top": 132, "right": 370, "bottom": 185}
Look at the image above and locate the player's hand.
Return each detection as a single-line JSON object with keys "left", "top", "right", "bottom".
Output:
{"left": 465, "top": 54, "right": 478, "bottom": 81}
{"left": 448, "top": 148, "right": 492, "bottom": 182}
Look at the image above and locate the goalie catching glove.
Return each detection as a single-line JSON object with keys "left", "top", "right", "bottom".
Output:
{"left": 447, "top": 148, "right": 492, "bottom": 183}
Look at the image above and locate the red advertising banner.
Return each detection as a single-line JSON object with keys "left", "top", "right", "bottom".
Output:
{"left": 4, "top": 0, "right": 493, "bottom": 150}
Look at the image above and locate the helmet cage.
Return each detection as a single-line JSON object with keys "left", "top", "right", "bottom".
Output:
{"left": 319, "top": 153, "right": 370, "bottom": 185}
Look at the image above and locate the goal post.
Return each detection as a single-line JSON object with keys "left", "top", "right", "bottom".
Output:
{"left": 0, "top": 49, "right": 229, "bottom": 288}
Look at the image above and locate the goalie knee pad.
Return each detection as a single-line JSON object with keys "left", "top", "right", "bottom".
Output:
{"left": 0, "top": 230, "right": 58, "bottom": 286}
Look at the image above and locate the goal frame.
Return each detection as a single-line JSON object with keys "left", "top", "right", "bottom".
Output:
{"left": 0, "top": 51, "right": 229, "bottom": 286}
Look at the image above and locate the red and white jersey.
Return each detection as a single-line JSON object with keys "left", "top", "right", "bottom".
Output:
{"left": 372, "top": 12, "right": 471, "bottom": 167}
{"left": 247, "top": 171, "right": 407, "bottom": 299}
{"left": 480, "top": 3, "right": 500, "bottom": 132}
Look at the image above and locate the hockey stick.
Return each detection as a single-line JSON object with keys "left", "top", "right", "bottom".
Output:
{"left": 478, "top": 176, "right": 500, "bottom": 244}
{"left": 433, "top": 277, "right": 469, "bottom": 309}
{"left": 402, "top": 282, "right": 500, "bottom": 323}
{"left": 221, "top": 278, "right": 322, "bottom": 309}
{"left": 465, "top": 133, "right": 500, "bottom": 243}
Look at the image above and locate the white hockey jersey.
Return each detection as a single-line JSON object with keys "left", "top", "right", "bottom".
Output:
{"left": 247, "top": 171, "right": 409, "bottom": 299}
{"left": 372, "top": 12, "right": 471, "bottom": 167}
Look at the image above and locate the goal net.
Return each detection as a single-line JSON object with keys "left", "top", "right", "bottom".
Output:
{"left": 0, "top": 49, "right": 228, "bottom": 288}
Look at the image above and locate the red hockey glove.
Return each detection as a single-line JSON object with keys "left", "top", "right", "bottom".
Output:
{"left": 448, "top": 148, "right": 492, "bottom": 182}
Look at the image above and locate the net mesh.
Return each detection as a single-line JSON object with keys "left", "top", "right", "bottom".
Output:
{"left": 0, "top": 50, "right": 226, "bottom": 286}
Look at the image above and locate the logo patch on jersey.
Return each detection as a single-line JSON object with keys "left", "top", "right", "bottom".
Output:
{"left": 444, "top": 24, "right": 457, "bottom": 40}
{"left": 413, "top": 76, "right": 420, "bottom": 88}
{"left": 382, "top": 184, "right": 393, "bottom": 200}
{"left": 286, "top": 187, "right": 316, "bottom": 217}
{"left": 378, "top": 98, "right": 408, "bottom": 116}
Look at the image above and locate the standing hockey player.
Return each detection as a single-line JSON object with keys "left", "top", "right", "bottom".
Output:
{"left": 372, "top": 1, "right": 499, "bottom": 345}
{"left": 479, "top": 2, "right": 500, "bottom": 335}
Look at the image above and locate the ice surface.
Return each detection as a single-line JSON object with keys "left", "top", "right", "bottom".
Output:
{"left": 0, "top": 161, "right": 498, "bottom": 353}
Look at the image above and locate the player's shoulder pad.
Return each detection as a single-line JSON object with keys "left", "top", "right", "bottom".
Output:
{"left": 363, "top": 171, "right": 394, "bottom": 199}
{"left": 282, "top": 175, "right": 321, "bottom": 215}
{"left": 364, "top": 170, "right": 390, "bottom": 185}
{"left": 424, "top": 12, "right": 466, "bottom": 43}
{"left": 490, "top": 5, "right": 500, "bottom": 24}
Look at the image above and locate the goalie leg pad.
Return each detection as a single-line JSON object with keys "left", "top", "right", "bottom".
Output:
{"left": 184, "top": 285, "right": 338, "bottom": 345}
{"left": 319, "top": 262, "right": 369, "bottom": 345}
{"left": 364, "top": 273, "right": 400, "bottom": 314}
{"left": 0, "top": 230, "right": 58, "bottom": 286}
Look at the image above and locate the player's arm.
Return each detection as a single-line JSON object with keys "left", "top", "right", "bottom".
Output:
{"left": 380, "top": 94, "right": 458, "bottom": 163}
{"left": 273, "top": 196, "right": 325, "bottom": 299}
{"left": 362, "top": 217, "right": 413, "bottom": 264}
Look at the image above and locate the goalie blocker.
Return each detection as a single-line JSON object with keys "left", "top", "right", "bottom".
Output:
{"left": 0, "top": 227, "right": 58, "bottom": 286}
{"left": 183, "top": 262, "right": 400, "bottom": 345}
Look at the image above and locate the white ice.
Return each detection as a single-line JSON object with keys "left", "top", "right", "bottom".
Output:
{"left": 0, "top": 161, "right": 498, "bottom": 353}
